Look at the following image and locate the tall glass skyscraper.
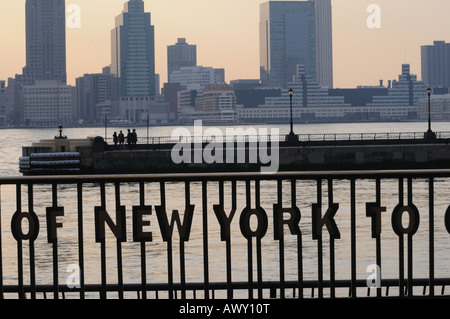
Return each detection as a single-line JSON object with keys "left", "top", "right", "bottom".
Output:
{"left": 421, "top": 41, "right": 450, "bottom": 89}
{"left": 260, "top": 0, "right": 333, "bottom": 89}
{"left": 167, "top": 38, "right": 197, "bottom": 83}
{"left": 111, "top": 0, "right": 156, "bottom": 97}
{"left": 23, "top": 0, "right": 67, "bottom": 84}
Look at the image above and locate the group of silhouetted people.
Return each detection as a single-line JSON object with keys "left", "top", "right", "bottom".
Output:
{"left": 113, "top": 129, "right": 138, "bottom": 150}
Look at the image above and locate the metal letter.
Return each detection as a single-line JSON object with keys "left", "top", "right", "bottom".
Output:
{"left": 46, "top": 207, "right": 64, "bottom": 244}
{"left": 312, "top": 203, "right": 340, "bottom": 240}
{"left": 94, "top": 206, "right": 127, "bottom": 243}
{"left": 155, "top": 205, "right": 195, "bottom": 242}
{"left": 391, "top": 204, "right": 420, "bottom": 236}
{"left": 132, "top": 205, "right": 153, "bottom": 242}
{"left": 11, "top": 211, "right": 39, "bottom": 242}
{"left": 273, "top": 204, "right": 301, "bottom": 240}
{"left": 366, "top": 203, "right": 386, "bottom": 238}
{"left": 213, "top": 204, "right": 236, "bottom": 241}
{"left": 239, "top": 207, "right": 268, "bottom": 240}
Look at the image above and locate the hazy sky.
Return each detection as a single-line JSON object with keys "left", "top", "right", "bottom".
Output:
{"left": 0, "top": 0, "right": 449, "bottom": 88}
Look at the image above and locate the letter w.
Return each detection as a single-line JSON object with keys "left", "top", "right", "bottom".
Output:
{"left": 155, "top": 205, "right": 195, "bottom": 242}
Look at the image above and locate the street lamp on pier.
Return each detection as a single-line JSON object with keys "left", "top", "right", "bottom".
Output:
{"left": 286, "top": 88, "right": 298, "bottom": 143}
{"left": 426, "top": 87, "right": 436, "bottom": 140}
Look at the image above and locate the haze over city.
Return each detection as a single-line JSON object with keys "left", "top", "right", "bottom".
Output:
{"left": 1, "top": 0, "right": 449, "bottom": 88}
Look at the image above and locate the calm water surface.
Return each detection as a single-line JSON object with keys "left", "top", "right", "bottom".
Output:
{"left": 1, "top": 121, "right": 450, "bottom": 298}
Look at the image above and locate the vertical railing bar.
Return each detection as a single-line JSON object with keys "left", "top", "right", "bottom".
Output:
{"left": 160, "top": 181, "right": 173, "bottom": 300}
{"left": 27, "top": 184, "right": 36, "bottom": 300}
{"left": 375, "top": 178, "right": 382, "bottom": 298}
{"left": 316, "top": 179, "right": 323, "bottom": 299}
{"left": 398, "top": 178, "right": 405, "bottom": 298}
{"left": 246, "top": 180, "right": 253, "bottom": 299}
{"left": 77, "top": 183, "right": 85, "bottom": 299}
{"left": 350, "top": 179, "right": 357, "bottom": 298}
{"left": 0, "top": 186, "right": 3, "bottom": 300}
{"left": 139, "top": 181, "right": 147, "bottom": 300}
{"left": 115, "top": 182, "right": 124, "bottom": 299}
{"left": 255, "top": 180, "right": 263, "bottom": 299}
{"left": 99, "top": 182, "right": 107, "bottom": 299}
{"left": 15, "top": 184, "right": 25, "bottom": 299}
{"left": 328, "top": 179, "right": 335, "bottom": 298}
{"left": 277, "top": 179, "right": 285, "bottom": 299}
{"left": 51, "top": 183, "right": 58, "bottom": 300}
{"left": 429, "top": 177, "right": 435, "bottom": 297}
{"left": 407, "top": 178, "right": 413, "bottom": 297}
{"left": 180, "top": 182, "right": 190, "bottom": 299}
{"left": 293, "top": 178, "right": 303, "bottom": 299}
{"left": 202, "top": 180, "right": 210, "bottom": 299}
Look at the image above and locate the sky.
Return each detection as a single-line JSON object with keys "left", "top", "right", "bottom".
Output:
{"left": 0, "top": 0, "right": 449, "bottom": 89}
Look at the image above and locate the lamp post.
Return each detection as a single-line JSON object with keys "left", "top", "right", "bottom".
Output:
{"left": 426, "top": 87, "right": 436, "bottom": 139}
{"left": 289, "top": 88, "right": 294, "bottom": 135}
{"left": 286, "top": 88, "right": 298, "bottom": 143}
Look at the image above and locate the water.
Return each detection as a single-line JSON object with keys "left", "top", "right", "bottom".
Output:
{"left": 1, "top": 121, "right": 450, "bottom": 299}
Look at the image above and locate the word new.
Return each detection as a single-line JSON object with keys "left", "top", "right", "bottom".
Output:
{"left": 10, "top": 201, "right": 450, "bottom": 244}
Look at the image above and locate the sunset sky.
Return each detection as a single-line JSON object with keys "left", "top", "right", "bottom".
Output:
{"left": 0, "top": 0, "right": 449, "bottom": 88}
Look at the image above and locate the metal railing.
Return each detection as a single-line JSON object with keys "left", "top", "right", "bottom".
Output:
{"left": 104, "top": 131, "right": 450, "bottom": 147}
{"left": 1, "top": 169, "right": 450, "bottom": 299}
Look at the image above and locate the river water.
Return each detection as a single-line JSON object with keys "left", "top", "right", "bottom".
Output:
{"left": 1, "top": 121, "right": 450, "bottom": 299}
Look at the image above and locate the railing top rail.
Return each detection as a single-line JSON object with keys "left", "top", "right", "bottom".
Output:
{"left": 4, "top": 169, "right": 450, "bottom": 184}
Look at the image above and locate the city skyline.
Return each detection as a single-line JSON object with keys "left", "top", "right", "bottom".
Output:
{"left": 1, "top": 0, "right": 450, "bottom": 89}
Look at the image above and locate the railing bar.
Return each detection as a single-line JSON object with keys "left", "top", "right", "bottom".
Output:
{"left": 255, "top": 180, "right": 263, "bottom": 299}
{"left": 50, "top": 183, "right": 58, "bottom": 300}
{"left": 115, "top": 182, "right": 124, "bottom": 300}
{"left": 160, "top": 182, "right": 173, "bottom": 300}
{"left": 316, "top": 179, "right": 323, "bottom": 299}
{"left": 139, "top": 181, "right": 147, "bottom": 300}
{"left": 15, "top": 184, "right": 25, "bottom": 300}
{"left": 179, "top": 182, "right": 189, "bottom": 299}
{"left": 202, "top": 180, "right": 210, "bottom": 299}
{"left": 0, "top": 186, "right": 3, "bottom": 300}
{"left": 77, "top": 183, "right": 85, "bottom": 299}
{"left": 28, "top": 184, "right": 36, "bottom": 300}
{"left": 99, "top": 182, "right": 107, "bottom": 300}
{"left": 277, "top": 179, "right": 285, "bottom": 299}
{"left": 398, "top": 178, "right": 405, "bottom": 298}
{"left": 328, "top": 179, "right": 336, "bottom": 298}
{"left": 293, "top": 179, "right": 303, "bottom": 299}
{"left": 350, "top": 179, "right": 357, "bottom": 298}
{"left": 375, "top": 178, "right": 382, "bottom": 298}
{"left": 245, "top": 180, "right": 253, "bottom": 299}
{"left": 407, "top": 178, "right": 414, "bottom": 297}
{"left": 429, "top": 177, "right": 435, "bottom": 297}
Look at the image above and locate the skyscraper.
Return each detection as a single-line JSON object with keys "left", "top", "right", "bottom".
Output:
{"left": 23, "top": 0, "right": 67, "bottom": 84}
{"left": 315, "top": 0, "right": 333, "bottom": 88}
{"left": 260, "top": 1, "right": 317, "bottom": 88}
{"left": 111, "top": 0, "right": 156, "bottom": 97}
{"left": 421, "top": 41, "right": 450, "bottom": 89}
{"left": 167, "top": 38, "right": 197, "bottom": 82}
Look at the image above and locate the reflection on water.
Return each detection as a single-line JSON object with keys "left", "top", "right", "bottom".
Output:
{"left": 1, "top": 122, "right": 450, "bottom": 298}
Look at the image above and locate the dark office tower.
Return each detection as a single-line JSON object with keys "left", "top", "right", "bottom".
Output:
{"left": 421, "top": 41, "right": 450, "bottom": 89}
{"left": 260, "top": 1, "right": 316, "bottom": 88}
{"left": 23, "top": 0, "right": 67, "bottom": 84}
{"left": 111, "top": 0, "right": 156, "bottom": 97}
{"left": 315, "top": 0, "right": 333, "bottom": 88}
{"left": 167, "top": 38, "right": 197, "bottom": 82}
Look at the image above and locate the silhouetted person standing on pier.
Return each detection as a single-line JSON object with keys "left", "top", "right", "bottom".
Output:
{"left": 127, "top": 129, "right": 132, "bottom": 149}
{"left": 132, "top": 129, "right": 137, "bottom": 149}
{"left": 118, "top": 130, "right": 125, "bottom": 150}
{"left": 113, "top": 132, "right": 118, "bottom": 149}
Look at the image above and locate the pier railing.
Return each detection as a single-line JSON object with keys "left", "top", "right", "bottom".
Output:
{"left": 1, "top": 170, "right": 450, "bottom": 299}
{"left": 104, "top": 131, "right": 450, "bottom": 147}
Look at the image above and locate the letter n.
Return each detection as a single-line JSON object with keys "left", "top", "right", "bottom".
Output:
{"left": 95, "top": 206, "right": 126, "bottom": 243}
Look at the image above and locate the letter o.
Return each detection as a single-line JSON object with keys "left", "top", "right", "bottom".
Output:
{"left": 11, "top": 211, "right": 40, "bottom": 242}
{"left": 391, "top": 205, "right": 420, "bottom": 236}
{"left": 444, "top": 206, "right": 450, "bottom": 234}
{"left": 239, "top": 207, "right": 268, "bottom": 240}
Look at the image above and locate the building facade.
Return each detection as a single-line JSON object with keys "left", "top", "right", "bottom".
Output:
{"left": 23, "top": 0, "right": 66, "bottom": 84}
{"left": 169, "top": 66, "right": 225, "bottom": 92}
{"left": 421, "top": 41, "right": 450, "bottom": 89}
{"left": 111, "top": 0, "right": 156, "bottom": 97}
{"left": 21, "top": 80, "right": 72, "bottom": 127}
{"left": 167, "top": 38, "right": 197, "bottom": 82}
{"left": 315, "top": 0, "right": 333, "bottom": 88}
{"left": 260, "top": 1, "right": 317, "bottom": 88}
